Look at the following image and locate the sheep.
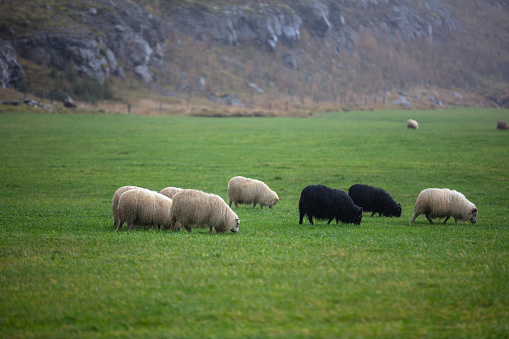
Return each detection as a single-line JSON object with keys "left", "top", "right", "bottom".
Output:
{"left": 497, "top": 120, "right": 509, "bottom": 130}
{"left": 160, "top": 187, "right": 184, "bottom": 199}
{"left": 348, "top": 184, "right": 402, "bottom": 217}
{"left": 407, "top": 119, "right": 418, "bottom": 129}
{"left": 410, "top": 188, "right": 477, "bottom": 224}
{"left": 112, "top": 185, "right": 139, "bottom": 228}
{"left": 116, "top": 188, "right": 173, "bottom": 231}
{"left": 299, "top": 185, "right": 363, "bottom": 225}
{"left": 227, "top": 176, "right": 280, "bottom": 209}
{"left": 170, "top": 189, "right": 240, "bottom": 234}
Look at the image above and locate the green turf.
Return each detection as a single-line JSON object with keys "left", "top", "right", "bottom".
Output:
{"left": 0, "top": 108, "right": 508, "bottom": 338}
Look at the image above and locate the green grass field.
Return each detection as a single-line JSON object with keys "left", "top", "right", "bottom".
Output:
{"left": 1, "top": 108, "right": 508, "bottom": 338}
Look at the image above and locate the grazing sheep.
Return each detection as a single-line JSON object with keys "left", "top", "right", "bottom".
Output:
{"left": 407, "top": 119, "right": 419, "bottom": 129}
{"left": 299, "top": 185, "right": 363, "bottom": 225}
{"left": 410, "top": 188, "right": 477, "bottom": 224}
{"left": 160, "top": 187, "right": 184, "bottom": 199}
{"left": 116, "top": 188, "right": 173, "bottom": 231}
{"left": 348, "top": 184, "right": 402, "bottom": 217}
{"left": 227, "top": 176, "right": 280, "bottom": 209}
{"left": 171, "top": 189, "right": 240, "bottom": 234}
{"left": 497, "top": 120, "right": 509, "bottom": 130}
{"left": 112, "top": 185, "right": 139, "bottom": 228}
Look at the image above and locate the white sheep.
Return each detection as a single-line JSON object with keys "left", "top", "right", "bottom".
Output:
{"left": 160, "top": 187, "right": 184, "bottom": 199}
{"left": 410, "top": 188, "right": 478, "bottom": 224}
{"left": 407, "top": 119, "right": 419, "bottom": 129}
{"left": 116, "top": 188, "right": 173, "bottom": 231}
{"left": 170, "top": 189, "right": 239, "bottom": 234}
{"left": 227, "top": 176, "right": 280, "bottom": 209}
{"left": 112, "top": 185, "right": 139, "bottom": 228}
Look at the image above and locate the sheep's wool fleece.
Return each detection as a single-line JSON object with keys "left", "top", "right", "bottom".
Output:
{"left": 172, "top": 189, "right": 239, "bottom": 232}
{"left": 412, "top": 188, "right": 477, "bottom": 222}
{"left": 228, "top": 176, "right": 279, "bottom": 208}
{"left": 117, "top": 188, "right": 173, "bottom": 230}
{"left": 112, "top": 185, "right": 139, "bottom": 226}
{"left": 407, "top": 119, "right": 418, "bottom": 129}
{"left": 160, "top": 187, "right": 184, "bottom": 199}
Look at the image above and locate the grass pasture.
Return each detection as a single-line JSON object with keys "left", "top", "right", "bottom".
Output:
{"left": 0, "top": 108, "right": 508, "bottom": 338}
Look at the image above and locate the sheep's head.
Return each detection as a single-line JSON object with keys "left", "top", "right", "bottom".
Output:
{"left": 230, "top": 218, "right": 240, "bottom": 232}
{"left": 469, "top": 207, "right": 478, "bottom": 223}
{"left": 351, "top": 207, "right": 363, "bottom": 225}
{"left": 391, "top": 203, "right": 402, "bottom": 217}
{"left": 269, "top": 196, "right": 281, "bottom": 208}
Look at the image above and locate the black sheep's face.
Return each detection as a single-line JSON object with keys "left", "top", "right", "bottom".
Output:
{"left": 352, "top": 208, "right": 363, "bottom": 225}
{"left": 394, "top": 204, "right": 402, "bottom": 217}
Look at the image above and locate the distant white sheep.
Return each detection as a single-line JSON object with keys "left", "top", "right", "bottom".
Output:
{"left": 227, "top": 176, "right": 280, "bottom": 209}
{"left": 170, "top": 189, "right": 239, "bottom": 234}
{"left": 112, "top": 185, "right": 139, "bottom": 228}
{"left": 116, "top": 188, "right": 173, "bottom": 231}
{"left": 160, "top": 187, "right": 184, "bottom": 199}
{"left": 407, "top": 119, "right": 418, "bottom": 129}
{"left": 410, "top": 188, "right": 477, "bottom": 224}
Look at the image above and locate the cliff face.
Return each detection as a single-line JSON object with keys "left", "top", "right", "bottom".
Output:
{"left": 1, "top": 0, "right": 508, "bottom": 107}
{"left": 170, "top": 0, "right": 458, "bottom": 50}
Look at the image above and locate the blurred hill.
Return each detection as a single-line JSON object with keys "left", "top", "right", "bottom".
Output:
{"left": 1, "top": 0, "right": 508, "bottom": 115}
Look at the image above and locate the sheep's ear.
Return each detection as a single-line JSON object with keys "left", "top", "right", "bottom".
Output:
{"left": 471, "top": 207, "right": 478, "bottom": 214}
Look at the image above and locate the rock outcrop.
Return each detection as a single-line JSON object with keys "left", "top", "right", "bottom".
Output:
{"left": 0, "top": 40, "right": 24, "bottom": 89}
{"left": 12, "top": 0, "right": 168, "bottom": 84}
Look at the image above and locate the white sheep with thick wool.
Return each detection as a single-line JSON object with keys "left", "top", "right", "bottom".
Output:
{"left": 227, "top": 176, "right": 280, "bottom": 209}
{"left": 112, "top": 185, "right": 139, "bottom": 228}
{"left": 170, "top": 189, "right": 239, "bottom": 234}
{"left": 116, "top": 188, "right": 173, "bottom": 231}
{"left": 410, "top": 188, "right": 477, "bottom": 224}
{"left": 160, "top": 187, "right": 184, "bottom": 199}
{"left": 407, "top": 119, "right": 418, "bottom": 129}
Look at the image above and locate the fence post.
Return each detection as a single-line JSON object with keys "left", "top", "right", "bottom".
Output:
{"left": 128, "top": 103, "right": 131, "bottom": 115}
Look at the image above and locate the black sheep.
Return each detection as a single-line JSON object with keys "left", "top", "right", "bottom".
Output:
{"left": 348, "top": 184, "right": 402, "bottom": 217}
{"left": 299, "top": 185, "right": 363, "bottom": 225}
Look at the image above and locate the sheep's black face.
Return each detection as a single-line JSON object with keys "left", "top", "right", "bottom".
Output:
{"left": 352, "top": 208, "right": 363, "bottom": 225}
{"left": 394, "top": 204, "right": 402, "bottom": 217}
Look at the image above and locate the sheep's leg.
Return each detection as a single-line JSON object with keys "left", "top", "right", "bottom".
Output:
{"left": 443, "top": 216, "right": 450, "bottom": 224}
{"left": 371, "top": 211, "right": 376, "bottom": 217}
{"left": 253, "top": 202, "right": 257, "bottom": 208}
{"left": 229, "top": 200, "right": 232, "bottom": 208}
{"left": 327, "top": 218, "right": 333, "bottom": 224}
{"left": 425, "top": 214, "right": 434, "bottom": 224}
{"left": 209, "top": 227, "right": 214, "bottom": 234}
{"left": 454, "top": 217, "right": 458, "bottom": 225}
{"left": 116, "top": 224, "right": 122, "bottom": 231}
{"left": 307, "top": 216, "right": 314, "bottom": 225}
{"left": 410, "top": 213, "right": 418, "bottom": 223}
{"left": 184, "top": 225, "right": 192, "bottom": 232}
{"left": 299, "top": 213, "right": 304, "bottom": 224}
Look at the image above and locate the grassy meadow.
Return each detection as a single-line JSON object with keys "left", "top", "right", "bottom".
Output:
{"left": 0, "top": 108, "right": 508, "bottom": 338}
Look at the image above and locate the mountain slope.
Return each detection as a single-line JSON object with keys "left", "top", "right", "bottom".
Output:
{"left": 1, "top": 0, "right": 508, "bottom": 113}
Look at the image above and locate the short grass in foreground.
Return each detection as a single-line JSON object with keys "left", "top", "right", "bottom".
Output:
{"left": 0, "top": 108, "right": 508, "bottom": 337}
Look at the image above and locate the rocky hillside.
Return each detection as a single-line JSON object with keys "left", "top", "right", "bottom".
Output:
{"left": 1, "top": 0, "right": 508, "bottom": 113}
